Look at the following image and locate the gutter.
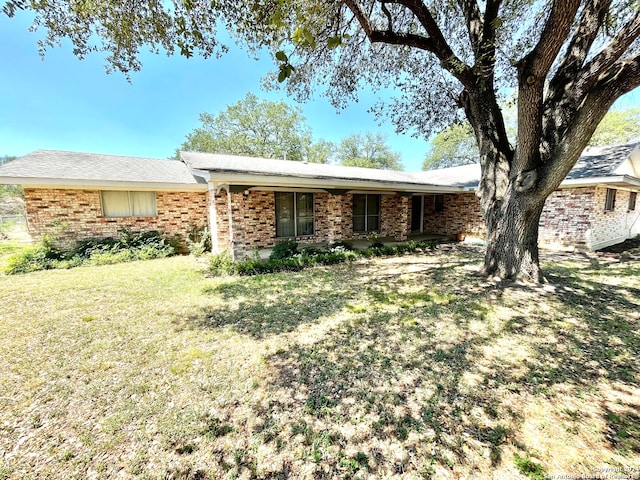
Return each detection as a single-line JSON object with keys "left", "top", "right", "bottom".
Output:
{"left": 0, "top": 177, "right": 209, "bottom": 192}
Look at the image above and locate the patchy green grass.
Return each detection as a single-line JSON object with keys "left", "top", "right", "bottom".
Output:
{"left": 0, "top": 247, "right": 638, "bottom": 479}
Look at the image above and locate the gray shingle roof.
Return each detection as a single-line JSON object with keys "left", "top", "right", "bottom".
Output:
{"left": 419, "top": 141, "right": 640, "bottom": 187}
{"left": 0, "top": 150, "right": 205, "bottom": 185}
{"left": 566, "top": 141, "right": 639, "bottom": 179}
{"left": 411, "top": 163, "right": 481, "bottom": 188}
{"left": 180, "top": 151, "right": 442, "bottom": 186}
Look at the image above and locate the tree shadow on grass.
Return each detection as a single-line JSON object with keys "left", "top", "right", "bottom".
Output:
{"left": 177, "top": 252, "right": 480, "bottom": 340}
{"left": 172, "top": 251, "right": 639, "bottom": 478}
{"left": 244, "top": 258, "right": 639, "bottom": 477}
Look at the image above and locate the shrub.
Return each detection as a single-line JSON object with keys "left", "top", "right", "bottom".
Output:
{"left": 4, "top": 244, "right": 54, "bottom": 274}
{"left": 4, "top": 229, "right": 176, "bottom": 274}
{"left": 328, "top": 241, "right": 355, "bottom": 251}
{"left": 186, "top": 225, "right": 212, "bottom": 257}
{"left": 270, "top": 240, "right": 299, "bottom": 260}
{"left": 209, "top": 250, "right": 237, "bottom": 276}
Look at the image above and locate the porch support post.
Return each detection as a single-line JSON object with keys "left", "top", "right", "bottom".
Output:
{"left": 208, "top": 183, "right": 219, "bottom": 253}
{"left": 396, "top": 195, "right": 410, "bottom": 241}
{"left": 226, "top": 189, "right": 236, "bottom": 260}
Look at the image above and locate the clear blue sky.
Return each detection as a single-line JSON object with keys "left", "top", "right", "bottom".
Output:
{"left": 0, "top": 11, "right": 431, "bottom": 171}
{"left": 1, "top": 12, "right": 638, "bottom": 172}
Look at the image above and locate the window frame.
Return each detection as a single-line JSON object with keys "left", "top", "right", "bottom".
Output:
{"left": 274, "top": 192, "right": 315, "bottom": 238}
{"left": 352, "top": 193, "right": 381, "bottom": 233}
{"left": 100, "top": 190, "right": 158, "bottom": 218}
{"left": 434, "top": 194, "right": 445, "bottom": 212}
{"left": 629, "top": 191, "right": 637, "bottom": 211}
{"left": 604, "top": 188, "right": 616, "bottom": 212}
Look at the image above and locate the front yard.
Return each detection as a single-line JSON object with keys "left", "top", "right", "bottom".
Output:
{"left": 0, "top": 247, "right": 638, "bottom": 479}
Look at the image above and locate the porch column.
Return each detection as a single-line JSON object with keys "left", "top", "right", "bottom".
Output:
{"left": 326, "top": 193, "right": 345, "bottom": 243}
{"left": 207, "top": 184, "right": 219, "bottom": 253}
{"left": 395, "top": 195, "right": 410, "bottom": 241}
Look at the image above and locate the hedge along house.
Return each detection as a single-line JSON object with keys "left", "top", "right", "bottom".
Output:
{"left": 0, "top": 141, "right": 638, "bottom": 256}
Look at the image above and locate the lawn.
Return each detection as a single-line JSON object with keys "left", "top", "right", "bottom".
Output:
{"left": 0, "top": 246, "right": 638, "bottom": 479}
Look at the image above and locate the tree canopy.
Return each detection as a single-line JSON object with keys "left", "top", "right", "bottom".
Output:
{"left": 5, "top": 0, "right": 640, "bottom": 281}
{"left": 177, "top": 93, "right": 330, "bottom": 163}
{"left": 422, "top": 123, "right": 478, "bottom": 170}
{"left": 423, "top": 106, "right": 640, "bottom": 170}
{"left": 589, "top": 107, "right": 640, "bottom": 146}
{"left": 336, "top": 133, "right": 403, "bottom": 170}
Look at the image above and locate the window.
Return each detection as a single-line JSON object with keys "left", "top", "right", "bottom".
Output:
{"left": 435, "top": 194, "right": 445, "bottom": 212}
{"left": 629, "top": 192, "right": 637, "bottom": 211}
{"left": 353, "top": 194, "right": 380, "bottom": 233}
{"left": 604, "top": 188, "right": 616, "bottom": 211}
{"left": 101, "top": 191, "right": 157, "bottom": 217}
{"left": 275, "top": 192, "right": 314, "bottom": 237}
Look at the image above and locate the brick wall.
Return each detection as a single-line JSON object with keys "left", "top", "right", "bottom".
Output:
{"left": 539, "top": 187, "right": 595, "bottom": 249}
{"left": 589, "top": 186, "right": 640, "bottom": 250}
{"left": 210, "top": 190, "right": 414, "bottom": 255}
{"left": 24, "top": 188, "right": 208, "bottom": 248}
{"left": 422, "top": 193, "right": 486, "bottom": 238}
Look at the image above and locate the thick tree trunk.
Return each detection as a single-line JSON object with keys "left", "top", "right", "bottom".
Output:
{"left": 482, "top": 191, "right": 546, "bottom": 283}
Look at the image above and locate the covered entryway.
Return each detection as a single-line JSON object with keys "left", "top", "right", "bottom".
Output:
{"left": 411, "top": 195, "right": 423, "bottom": 233}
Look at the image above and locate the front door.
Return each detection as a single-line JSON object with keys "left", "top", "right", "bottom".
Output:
{"left": 411, "top": 196, "right": 423, "bottom": 233}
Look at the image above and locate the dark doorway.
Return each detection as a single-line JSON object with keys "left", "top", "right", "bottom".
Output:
{"left": 411, "top": 196, "right": 423, "bottom": 233}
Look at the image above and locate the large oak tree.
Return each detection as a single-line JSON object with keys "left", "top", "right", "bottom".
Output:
{"left": 5, "top": 0, "right": 640, "bottom": 281}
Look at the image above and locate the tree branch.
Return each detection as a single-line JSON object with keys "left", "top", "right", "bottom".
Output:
{"left": 518, "top": 0, "right": 581, "bottom": 79}
{"left": 456, "top": 0, "right": 483, "bottom": 54}
{"left": 515, "top": 0, "right": 581, "bottom": 174}
{"left": 343, "top": 0, "right": 474, "bottom": 86}
{"left": 578, "top": 10, "right": 640, "bottom": 92}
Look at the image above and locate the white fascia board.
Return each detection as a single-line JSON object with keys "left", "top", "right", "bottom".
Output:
{"left": 1, "top": 177, "right": 208, "bottom": 191}
{"left": 559, "top": 175, "right": 640, "bottom": 189}
{"left": 208, "top": 173, "right": 466, "bottom": 193}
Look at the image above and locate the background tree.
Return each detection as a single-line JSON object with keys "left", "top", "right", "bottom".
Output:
{"left": 423, "top": 123, "right": 478, "bottom": 170}
{"left": 337, "top": 133, "right": 403, "bottom": 170}
{"left": 424, "top": 106, "right": 640, "bottom": 170}
{"left": 177, "top": 93, "right": 332, "bottom": 162}
{"left": 6, "top": 1, "right": 640, "bottom": 281}
{"left": 589, "top": 107, "right": 640, "bottom": 146}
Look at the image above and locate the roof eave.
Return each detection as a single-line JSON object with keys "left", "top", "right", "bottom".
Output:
{"left": 560, "top": 175, "right": 640, "bottom": 189}
{"left": 207, "top": 172, "right": 467, "bottom": 193}
{"left": 0, "top": 177, "right": 208, "bottom": 191}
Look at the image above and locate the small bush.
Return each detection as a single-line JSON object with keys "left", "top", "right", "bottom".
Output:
{"left": 186, "top": 225, "right": 212, "bottom": 257}
{"left": 328, "top": 241, "right": 355, "bottom": 251}
{"left": 4, "top": 244, "right": 54, "bottom": 274}
{"left": 270, "top": 240, "right": 299, "bottom": 260}
{"left": 4, "top": 229, "right": 176, "bottom": 274}
{"left": 209, "top": 250, "right": 237, "bottom": 276}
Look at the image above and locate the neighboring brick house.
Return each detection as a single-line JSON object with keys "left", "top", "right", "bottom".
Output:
{"left": 0, "top": 142, "right": 638, "bottom": 255}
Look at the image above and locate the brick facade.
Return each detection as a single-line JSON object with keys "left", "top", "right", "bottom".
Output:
{"left": 22, "top": 184, "right": 640, "bottom": 255}
{"left": 538, "top": 187, "right": 595, "bottom": 249}
{"left": 590, "top": 186, "right": 640, "bottom": 250}
{"left": 421, "top": 193, "right": 486, "bottom": 238}
{"left": 209, "top": 189, "right": 413, "bottom": 256}
{"left": 24, "top": 188, "right": 208, "bottom": 248}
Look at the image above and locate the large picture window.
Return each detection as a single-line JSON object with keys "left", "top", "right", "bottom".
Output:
{"left": 275, "top": 192, "right": 314, "bottom": 237}
{"left": 101, "top": 191, "right": 157, "bottom": 218}
{"left": 353, "top": 194, "right": 380, "bottom": 233}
